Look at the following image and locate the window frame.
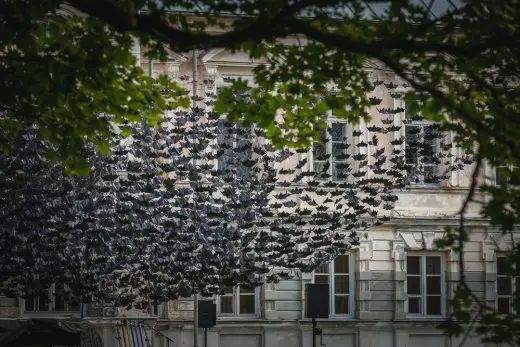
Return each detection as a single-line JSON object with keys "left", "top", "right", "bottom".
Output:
{"left": 405, "top": 253, "right": 446, "bottom": 318}
{"left": 211, "top": 79, "right": 255, "bottom": 175}
{"left": 217, "top": 285, "right": 261, "bottom": 318}
{"left": 496, "top": 255, "right": 515, "bottom": 314}
{"left": 311, "top": 253, "right": 355, "bottom": 318}
{"left": 22, "top": 283, "right": 81, "bottom": 316}
{"left": 494, "top": 165, "right": 518, "bottom": 186}
{"left": 310, "top": 116, "right": 353, "bottom": 182}
{"left": 402, "top": 105, "right": 443, "bottom": 186}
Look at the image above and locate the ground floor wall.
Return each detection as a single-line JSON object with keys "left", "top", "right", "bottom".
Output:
{"left": 90, "top": 319, "right": 488, "bottom": 347}
{"left": 0, "top": 214, "right": 514, "bottom": 347}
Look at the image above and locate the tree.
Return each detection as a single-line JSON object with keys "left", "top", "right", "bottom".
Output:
{"left": 3, "top": 0, "right": 519, "bottom": 344}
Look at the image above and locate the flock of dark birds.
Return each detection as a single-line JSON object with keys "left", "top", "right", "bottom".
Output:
{"left": 0, "top": 78, "right": 471, "bottom": 309}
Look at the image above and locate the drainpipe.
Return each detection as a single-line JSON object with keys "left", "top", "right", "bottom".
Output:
{"left": 192, "top": 48, "right": 199, "bottom": 347}
{"left": 392, "top": 240, "right": 397, "bottom": 347}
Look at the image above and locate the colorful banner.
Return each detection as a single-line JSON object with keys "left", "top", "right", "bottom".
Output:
{"left": 116, "top": 320, "right": 149, "bottom": 347}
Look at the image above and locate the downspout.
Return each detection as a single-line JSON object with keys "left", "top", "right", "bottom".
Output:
{"left": 392, "top": 240, "right": 397, "bottom": 347}
{"left": 192, "top": 48, "right": 199, "bottom": 347}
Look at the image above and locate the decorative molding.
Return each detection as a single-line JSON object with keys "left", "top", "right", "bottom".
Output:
{"left": 205, "top": 64, "right": 221, "bottom": 85}
{"left": 392, "top": 239, "right": 406, "bottom": 260}
{"left": 166, "top": 62, "right": 181, "bottom": 80}
{"left": 358, "top": 239, "right": 373, "bottom": 260}
{"left": 398, "top": 232, "right": 420, "bottom": 250}
{"left": 166, "top": 50, "right": 188, "bottom": 63}
{"left": 481, "top": 234, "right": 496, "bottom": 260}
{"left": 201, "top": 48, "right": 226, "bottom": 62}
{"left": 422, "top": 232, "right": 436, "bottom": 250}
{"left": 490, "top": 233, "right": 513, "bottom": 252}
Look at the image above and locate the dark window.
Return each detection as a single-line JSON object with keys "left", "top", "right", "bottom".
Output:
{"left": 25, "top": 284, "right": 79, "bottom": 313}
{"left": 407, "top": 255, "right": 443, "bottom": 316}
{"left": 313, "top": 254, "right": 351, "bottom": 315}
{"left": 497, "top": 257, "right": 513, "bottom": 314}
{"left": 219, "top": 286, "right": 257, "bottom": 316}
{"left": 313, "top": 122, "right": 349, "bottom": 181}
{"left": 404, "top": 107, "right": 442, "bottom": 184}
{"left": 495, "top": 166, "right": 518, "bottom": 186}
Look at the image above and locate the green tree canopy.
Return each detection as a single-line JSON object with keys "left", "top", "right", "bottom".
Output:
{"left": 3, "top": 0, "right": 520, "bottom": 344}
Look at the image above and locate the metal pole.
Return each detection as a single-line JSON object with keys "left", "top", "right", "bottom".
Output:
{"left": 204, "top": 328, "right": 208, "bottom": 347}
{"left": 312, "top": 318, "right": 317, "bottom": 347}
{"left": 192, "top": 48, "right": 199, "bottom": 347}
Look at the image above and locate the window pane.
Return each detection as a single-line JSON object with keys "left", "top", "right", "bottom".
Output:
{"left": 25, "top": 296, "right": 34, "bottom": 311}
{"left": 422, "top": 126, "right": 437, "bottom": 164}
{"left": 405, "top": 125, "right": 421, "bottom": 170}
{"left": 332, "top": 163, "right": 349, "bottom": 182}
{"left": 497, "top": 257, "right": 510, "bottom": 275}
{"left": 426, "top": 296, "right": 441, "bottom": 315}
{"left": 313, "top": 162, "right": 327, "bottom": 179}
{"left": 38, "top": 290, "right": 50, "bottom": 311}
{"left": 54, "top": 283, "right": 65, "bottom": 311}
{"left": 67, "top": 300, "right": 81, "bottom": 312}
{"left": 316, "top": 263, "right": 329, "bottom": 274}
{"left": 426, "top": 276, "right": 441, "bottom": 295}
{"left": 497, "top": 277, "right": 512, "bottom": 295}
{"left": 220, "top": 296, "right": 233, "bottom": 314}
{"left": 239, "top": 295, "right": 255, "bottom": 314}
{"left": 408, "top": 297, "right": 421, "bottom": 314}
{"left": 407, "top": 256, "right": 421, "bottom": 274}
{"left": 496, "top": 167, "right": 508, "bottom": 186}
{"left": 240, "top": 286, "right": 254, "bottom": 294}
{"left": 334, "top": 275, "right": 349, "bottom": 294}
{"left": 407, "top": 276, "right": 421, "bottom": 295}
{"left": 334, "top": 255, "right": 349, "bottom": 273}
{"left": 315, "top": 275, "right": 328, "bottom": 285}
{"left": 313, "top": 143, "right": 327, "bottom": 160}
{"left": 423, "top": 165, "right": 437, "bottom": 184}
{"left": 334, "top": 296, "right": 349, "bottom": 314}
{"left": 332, "top": 143, "right": 347, "bottom": 158}
{"left": 55, "top": 296, "right": 65, "bottom": 311}
{"left": 426, "top": 256, "right": 441, "bottom": 274}
{"left": 330, "top": 123, "right": 346, "bottom": 141}
{"left": 498, "top": 297, "right": 511, "bottom": 314}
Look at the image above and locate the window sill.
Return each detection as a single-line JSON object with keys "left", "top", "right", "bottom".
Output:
{"left": 300, "top": 316, "right": 355, "bottom": 321}
{"left": 22, "top": 311, "right": 81, "bottom": 318}
{"left": 218, "top": 315, "right": 260, "bottom": 321}
{"left": 404, "top": 315, "right": 445, "bottom": 321}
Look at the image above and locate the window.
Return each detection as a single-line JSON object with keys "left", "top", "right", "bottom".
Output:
{"left": 25, "top": 283, "right": 80, "bottom": 313}
{"left": 313, "top": 254, "right": 354, "bottom": 316}
{"left": 219, "top": 286, "right": 259, "bottom": 317}
{"left": 216, "top": 119, "right": 252, "bottom": 178}
{"left": 404, "top": 107, "right": 441, "bottom": 184}
{"left": 406, "top": 255, "right": 444, "bottom": 316}
{"left": 497, "top": 256, "right": 514, "bottom": 314}
{"left": 495, "top": 166, "right": 518, "bottom": 186}
{"left": 213, "top": 83, "right": 253, "bottom": 178}
{"left": 312, "top": 121, "right": 350, "bottom": 181}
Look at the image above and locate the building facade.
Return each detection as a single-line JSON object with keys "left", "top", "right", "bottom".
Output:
{"left": 0, "top": 47, "right": 516, "bottom": 347}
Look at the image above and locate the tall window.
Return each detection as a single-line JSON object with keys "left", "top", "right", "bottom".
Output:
{"left": 495, "top": 166, "right": 518, "bottom": 186}
{"left": 25, "top": 283, "right": 80, "bottom": 313}
{"left": 406, "top": 255, "right": 443, "bottom": 316}
{"left": 219, "top": 286, "right": 259, "bottom": 317}
{"left": 312, "top": 121, "right": 350, "bottom": 181}
{"left": 313, "top": 254, "right": 353, "bottom": 316}
{"left": 214, "top": 83, "right": 253, "bottom": 178}
{"left": 404, "top": 107, "right": 441, "bottom": 184}
{"left": 216, "top": 119, "right": 252, "bottom": 178}
{"left": 497, "top": 256, "right": 514, "bottom": 314}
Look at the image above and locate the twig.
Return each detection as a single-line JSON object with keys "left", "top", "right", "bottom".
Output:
{"left": 457, "top": 310, "right": 480, "bottom": 347}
